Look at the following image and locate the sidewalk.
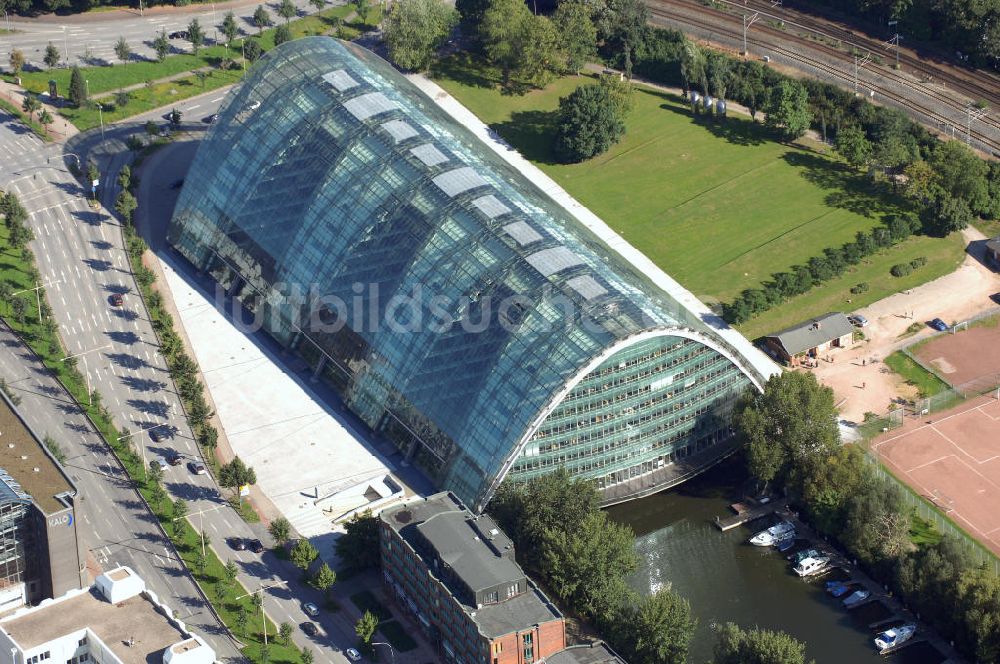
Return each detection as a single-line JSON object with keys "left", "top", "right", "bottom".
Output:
{"left": 0, "top": 78, "right": 78, "bottom": 141}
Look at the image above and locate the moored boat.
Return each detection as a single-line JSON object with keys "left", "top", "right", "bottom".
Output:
{"left": 874, "top": 624, "right": 917, "bottom": 653}
{"left": 750, "top": 521, "right": 795, "bottom": 546}
{"left": 794, "top": 556, "right": 831, "bottom": 577}
{"left": 843, "top": 589, "right": 871, "bottom": 607}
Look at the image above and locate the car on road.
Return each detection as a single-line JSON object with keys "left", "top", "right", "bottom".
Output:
{"left": 929, "top": 318, "right": 949, "bottom": 331}
{"left": 301, "top": 622, "right": 318, "bottom": 637}
{"left": 188, "top": 461, "right": 207, "bottom": 475}
{"left": 149, "top": 427, "right": 164, "bottom": 442}
{"left": 303, "top": 602, "right": 319, "bottom": 617}
{"left": 247, "top": 539, "right": 264, "bottom": 553}
{"left": 205, "top": 114, "right": 219, "bottom": 124}
{"left": 228, "top": 537, "right": 247, "bottom": 551}
{"left": 248, "top": 100, "right": 261, "bottom": 111}
{"left": 847, "top": 314, "right": 868, "bottom": 327}
{"left": 168, "top": 30, "right": 188, "bottom": 39}
{"left": 345, "top": 649, "right": 362, "bottom": 662}
{"left": 150, "top": 457, "right": 169, "bottom": 471}
{"left": 167, "top": 452, "right": 183, "bottom": 466}
{"left": 110, "top": 293, "right": 124, "bottom": 307}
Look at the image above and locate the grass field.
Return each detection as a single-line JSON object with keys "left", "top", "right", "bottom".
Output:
{"left": 884, "top": 350, "right": 951, "bottom": 397}
{"left": 431, "top": 56, "right": 965, "bottom": 338}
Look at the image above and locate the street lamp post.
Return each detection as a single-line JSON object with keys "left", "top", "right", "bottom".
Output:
{"left": 12, "top": 279, "right": 61, "bottom": 323}
{"left": 373, "top": 642, "right": 396, "bottom": 664}
{"left": 742, "top": 12, "right": 759, "bottom": 56}
{"left": 117, "top": 420, "right": 173, "bottom": 469}
{"left": 62, "top": 26, "right": 68, "bottom": 63}
{"left": 854, "top": 52, "right": 872, "bottom": 95}
{"left": 234, "top": 580, "right": 287, "bottom": 646}
{"left": 59, "top": 344, "right": 111, "bottom": 406}
{"left": 173, "top": 502, "right": 229, "bottom": 557}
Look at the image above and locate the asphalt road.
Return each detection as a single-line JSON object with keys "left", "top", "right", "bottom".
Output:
{"left": 0, "top": 321, "right": 243, "bottom": 659}
{"left": 3, "top": 0, "right": 336, "bottom": 70}
{"left": 2, "top": 92, "right": 371, "bottom": 662}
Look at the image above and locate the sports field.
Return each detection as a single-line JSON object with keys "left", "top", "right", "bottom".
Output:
{"left": 432, "top": 57, "right": 965, "bottom": 339}
{"left": 913, "top": 325, "right": 1000, "bottom": 389}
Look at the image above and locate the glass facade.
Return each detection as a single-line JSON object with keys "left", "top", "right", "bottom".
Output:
{"left": 169, "top": 37, "right": 765, "bottom": 510}
{"left": 0, "top": 472, "right": 31, "bottom": 598}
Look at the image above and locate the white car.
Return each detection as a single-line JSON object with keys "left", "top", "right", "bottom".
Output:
{"left": 303, "top": 602, "right": 319, "bottom": 617}
{"left": 345, "top": 649, "right": 362, "bottom": 662}
{"left": 248, "top": 100, "right": 262, "bottom": 111}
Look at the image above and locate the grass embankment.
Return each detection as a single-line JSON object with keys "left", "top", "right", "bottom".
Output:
{"left": 430, "top": 56, "right": 966, "bottom": 338}
{"left": 7, "top": 5, "right": 376, "bottom": 132}
{"left": 884, "top": 351, "right": 951, "bottom": 397}
{"left": 0, "top": 200, "right": 296, "bottom": 663}
{"left": 0, "top": 97, "right": 52, "bottom": 141}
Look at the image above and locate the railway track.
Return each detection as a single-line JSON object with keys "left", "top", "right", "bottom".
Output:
{"left": 647, "top": 0, "right": 1000, "bottom": 155}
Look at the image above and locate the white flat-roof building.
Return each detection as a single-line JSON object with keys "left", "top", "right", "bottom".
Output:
{"left": 0, "top": 566, "right": 216, "bottom": 664}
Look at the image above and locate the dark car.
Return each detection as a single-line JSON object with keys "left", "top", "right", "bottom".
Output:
{"left": 205, "top": 113, "right": 219, "bottom": 124}
{"left": 149, "top": 427, "right": 164, "bottom": 442}
{"left": 930, "top": 318, "right": 949, "bottom": 331}
{"left": 188, "top": 461, "right": 207, "bottom": 475}
{"left": 110, "top": 293, "right": 124, "bottom": 307}
{"left": 228, "top": 537, "right": 247, "bottom": 551}
{"left": 167, "top": 452, "right": 183, "bottom": 466}
{"left": 168, "top": 30, "right": 188, "bottom": 39}
{"left": 301, "top": 622, "right": 318, "bottom": 637}
{"left": 248, "top": 539, "right": 264, "bottom": 553}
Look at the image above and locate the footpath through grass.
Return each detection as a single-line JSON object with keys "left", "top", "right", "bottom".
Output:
{"left": 431, "top": 56, "right": 966, "bottom": 338}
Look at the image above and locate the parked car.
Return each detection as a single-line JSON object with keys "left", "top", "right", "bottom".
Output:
{"left": 303, "top": 602, "right": 319, "bottom": 617}
{"left": 228, "top": 537, "right": 247, "bottom": 551}
{"left": 110, "top": 293, "right": 124, "bottom": 307}
{"left": 929, "top": 318, "right": 949, "bottom": 331}
{"left": 345, "top": 649, "right": 362, "bottom": 662}
{"left": 168, "top": 30, "right": 188, "bottom": 39}
{"left": 188, "top": 461, "right": 207, "bottom": 475}
{"left": 847, "top": 314, "right": 868, "bottom": 327}
{"left": 301, "top": 622, "right": 318, "bottom": 637}
{"left": 247, "top": 539, "right": 264, "bottom": 553}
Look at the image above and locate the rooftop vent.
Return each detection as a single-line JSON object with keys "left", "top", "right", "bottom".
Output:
{"left": 32, "top": 468, "right": 39, "bottom": 473}
{"left": 488, "top": 528, "right": 499, "bottom": 538}
{"left": 20, "top": 455, "right": 26, "bottom": 461}
{"left": 7, "top": 443, "right": 13, "bottom": 449}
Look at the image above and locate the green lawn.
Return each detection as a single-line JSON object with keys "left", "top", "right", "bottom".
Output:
{"left": 909, "top": 512, "right": 944, "bottom": 546}
{"left": 431, "top": 56, "right": 966, "bottom": 338}
{"left": 884, "top": 350, "right": 951, "bottom": 397}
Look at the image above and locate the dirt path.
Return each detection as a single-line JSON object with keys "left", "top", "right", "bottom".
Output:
{"left": 812, "top": 227, "right": 1000, "bottom": 421}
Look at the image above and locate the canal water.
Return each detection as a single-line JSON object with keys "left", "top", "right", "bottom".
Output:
{"left": 606, "top": 461, "right": 942, "bottom": 664}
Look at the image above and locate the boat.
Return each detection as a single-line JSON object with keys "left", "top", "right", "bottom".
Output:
{"left": 843, "top": 589, "right": 871, "bottom": 607}
{"left": 790, "top": 548, "right": 820, "bottom": 564}
{"left": 828, "top": 582, "right": 857, "bottom": 598}
{"left": 749, "top": 521, "right": 795, "bottom": 546}
{"left": 794, "top": 556, "right": 831, "bottom": 577}
{"left": 874, "top": 624, "right": 917, "bottom": 653}
{"left": 777, "top": 537, "right": 797, "bottom": 553}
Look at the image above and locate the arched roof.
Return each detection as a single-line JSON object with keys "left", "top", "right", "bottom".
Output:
{"left": 170, "top": 37, "right": 772, "bottom": 507}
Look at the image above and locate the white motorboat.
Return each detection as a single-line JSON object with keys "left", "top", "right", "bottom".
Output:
{"left": 842, "top": 589, "right": 871, "bottom": 607}
{"left": 749, "top": 521, "right": 795, "bottom": 546}
{"left": 794, "top": 556, "right": 831, "bottom": 577}
{"left": 874, "top": 624, "right": 917, "bottom": 653}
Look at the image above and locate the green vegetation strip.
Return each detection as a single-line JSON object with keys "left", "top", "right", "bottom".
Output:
{"left": 0, "top": 200, "right": 296, "bottom": 663}
{"left": 884, "top": 350, "right": 951, "bottom": 397}
{"left": 430, "top": 57, "right": 966, "bottom": 339}
{"left": 0, "top": 97, "right": 51, "bottom": 141}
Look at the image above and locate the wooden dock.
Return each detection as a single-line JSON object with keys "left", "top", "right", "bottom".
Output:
{"left": 714, "top": 498, "right": 787, "bottom": 531}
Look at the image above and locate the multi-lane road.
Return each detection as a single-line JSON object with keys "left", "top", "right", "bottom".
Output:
{"left": 3, "top": 0, "right": 325, "bottom": 69}
{"left": 0, "top": 95, "right": 363, "bottom": 662}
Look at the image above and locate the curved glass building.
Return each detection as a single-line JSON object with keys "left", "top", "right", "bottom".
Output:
{"left": 168, "top": 37, "right": 778, "bottom": 511}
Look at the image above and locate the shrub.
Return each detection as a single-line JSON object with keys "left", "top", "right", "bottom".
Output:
{"left": 553, "top": 84, "right": 626, "bottom": 163}
{"left": 850, "top": 282, "right": 869, "bottom": 294}
{"left": 910, "top": 256, "right": 927, "bottom": 269}
{"left": 890, "top": 263, "right": 912, "bottom": 277}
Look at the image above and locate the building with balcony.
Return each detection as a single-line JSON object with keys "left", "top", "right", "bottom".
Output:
{"left": 168, "top": 37, "right": 779, "bottom": 511}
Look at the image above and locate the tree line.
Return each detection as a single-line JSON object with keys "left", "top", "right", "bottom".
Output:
{"left": 736, "top": 371, "right": 1000, "bottom": 663}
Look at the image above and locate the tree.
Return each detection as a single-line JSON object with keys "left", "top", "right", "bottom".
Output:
{"left": 195, "top": 69, "right": 209, "bottom": 88}
{"left": 236, "top": 604, "right": 250, "bottom": 635}
{"left": 268, "top": 516, "right": 292, "bottom": 547}
{"left": 835, "top": 125, "right": 873, "bottom": 171}
{"left": 9, "top": 49, "right": 25, "bottom": 78}
{"left": 114, "top": 36, "right": 131, "bottom": 66}
{"left": 541, "top": 510, "right": 637, "bottom": 622}
{"left": 118, "top": 165, "right": 131, "bottom": 191}
{"left": 69, "top": 66, "right": 87, "bottom": 107}
{"left": 735, "top": 371, "right": 839, "bottom": 488}
{"left": 21, "top": 94, "right": 40, "bottom": 123}
{"left": 310, "top": 562, "right": 336, "bottom": 596}
{"left": 187, "top": 19, "right": 205, "bottom": 55}
{"left": 680, "top": 39, "right": 707, "bottom": 95}
{"left": 553, "top": 1, "right": 596, "bottom": 74}
{"left": 554, "top": 83, "right": 626, "bottom": 163}
{"left": 222, "top": 12, "right": 239, "bottom": 46}
{"left": 173, "top": 498, "right": 188, "bottom": 537}
{"left": 616, "top": 588, "right": 696, "bottom": 664}
{"left": 44, "top": 42, "right": 60, "bottom": 69}
{"left": 599, "top": 0, "right": 649, "bottom": 71}
{"left": 273, "top": 24, "right": 292, "bottom": 46}
{"left": 224, "top": 558, "right": 239, "bottom": 584}
{"left": 352, "top": 0, "right": 372, "bottom": 24}
{"left": 38, "top": 109, "right": 53, "bottom": 132}
{"left": 278, "top": 621, "right": 294, "bottom": 645}
{"left": 218, "top": 456, "right": 257, "bottom": 498}
{"left": 455, "top": 0, "right": 490, "bottom": 45}
{"left": 11, "top": 298, "right": 25, "bottom": 327}
{"left": 764, "top": 79, "right": 811, "bottom": 140}
{"left": 713, "top": 623, "right": 813, "bottom": 664}
{"left": 955, "top": 567, "right": 1000, "bottom": 662}
{"left": 355, "top": 610, "right": 378, "bottom": 646}
{"left": 153, "top": 30, "right": 170, "bottom": 62}
{"left": 253, "top": 5, "right": 273, "bottom": 33}
{"left": 794, "top": 444, "right": 870, "bottom": 537}
{"left": 383, "top": 0, "right": 458, "bottom": 72}
{"left": 290, "top": 537, "right": 318, "bottom": 571}
{"left": 244, "top": 38, "right": 263, "bottom": 62}
{"left": 278, "top": 0, "right": 297, "bottom": 23}
{"left": 309, "top": 0, "right": 326, "bottom": 14}
{"left": 301, "top": 648, "right": 314, "bottom": 664}
{"left": 334, "top": 509, "right": 380, "bottom": 570}
{"left": 42, "top": 434, "right": 66, "bottom": 464}
{"left": 115, "top": 190, "right": 138, "bottom": 225}
{"left": 481, "top": 0, "right": 559, "bottom": 90}
{"left": 842, "top": 478, "right": 910, "bottom": 565}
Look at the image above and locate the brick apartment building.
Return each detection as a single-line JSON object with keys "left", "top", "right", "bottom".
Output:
{"left": 379, "top": 493, "right": 568, "bottom": 664}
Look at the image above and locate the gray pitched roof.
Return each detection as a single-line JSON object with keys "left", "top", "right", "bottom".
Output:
{"left": 416, "top": 511, "right": 523, "bottom": 593}
{"left": 546, "top": 642, "right": 628, "bottom": 664}
{"left": 986, "top": 236, "right": 1000, "bottom": 252}
{"left": 767, "top": 312, "right": 854, "bottom": 357}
